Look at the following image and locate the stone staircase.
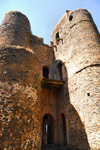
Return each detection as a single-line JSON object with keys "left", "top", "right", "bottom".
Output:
{"left": 42, "top": 144, "right": 80, "bottom": 150}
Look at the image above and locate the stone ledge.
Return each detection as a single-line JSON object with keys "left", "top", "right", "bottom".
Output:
{"left": 42, "top": 78, "right": 65, "bottom": 89}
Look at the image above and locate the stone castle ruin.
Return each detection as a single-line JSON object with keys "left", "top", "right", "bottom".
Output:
{"left": 0, "top": 9, "right": 100, "bottom": 150}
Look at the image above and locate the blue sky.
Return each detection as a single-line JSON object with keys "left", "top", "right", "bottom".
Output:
{"left": 0, "top": 0, "right": 100, "bottom": 45}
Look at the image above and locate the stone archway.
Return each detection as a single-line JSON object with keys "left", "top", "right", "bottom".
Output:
{"left": 42, "top": 114, "right": 54, "bottom": 145}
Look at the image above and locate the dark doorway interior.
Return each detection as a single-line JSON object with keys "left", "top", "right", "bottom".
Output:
{"left": 56, "top": 31, "right": 59, "bottom": 39}
{"left": 42, "top": 114, "right": 54, "bottom": 145}
{"left": 61, "top": 113, "right": 67, "bottom": 145}
{"left": 43, "top": 67, "right": 49, "bottom": 78}
{"left": 58, "top": 62, "right": 62, "bottom": 80}
{"left": 56, "top": 31, "right": 60, "bottom": 44}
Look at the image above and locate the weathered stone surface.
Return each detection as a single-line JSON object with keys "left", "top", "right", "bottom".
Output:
{"left": 0, "top": 11, "right": 31, "bottom": 47}
{"left": 0, "top": 9, "right": 100, "bottom": 150}
{"left": 51, "top": 9, "right": 100, "bottom": 150}
{"left": 0, "top": 46, "right": 41, "bottom": 149}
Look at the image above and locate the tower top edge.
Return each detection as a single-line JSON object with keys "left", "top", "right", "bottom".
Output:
{"left": 1, "top": 10, "right": 30, "bottom": 26}
{"left": 51, "top": 8, "right": 91, "bottom": 37}
{"left": 4, "top": 10, "right": 27, "bottom": 17}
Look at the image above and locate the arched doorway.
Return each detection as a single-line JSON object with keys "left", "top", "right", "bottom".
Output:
{"left": 42, "top": 114, "right": 54, "bottom": 145}
{"left": 60, "top": 113, "right": 67, "bottom": 145}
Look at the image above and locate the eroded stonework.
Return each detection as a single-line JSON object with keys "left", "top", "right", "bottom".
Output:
{"left": 0, "top": 9, "right": 100, "bottom": 150}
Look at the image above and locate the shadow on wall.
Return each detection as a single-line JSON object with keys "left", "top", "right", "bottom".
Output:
{"left": 54, "top": 59, "right": 90, "bottom": 149}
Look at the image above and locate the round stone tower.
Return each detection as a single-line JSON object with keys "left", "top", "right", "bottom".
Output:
{"left": 0, "top": 12, "right": 42, "bottom": 150}
{"left": 51, "top": 9, "right": 100, "bottom": 149}
{"left": 0, "top": 11, "right": 31, "bottom": 47}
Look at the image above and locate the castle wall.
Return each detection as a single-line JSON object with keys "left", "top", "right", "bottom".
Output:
{"left": 51, "top": 9, "right": 100, "bottom": 149}
{"left": 30, "top": 42, "right": 54, "bottom": 79}
{"left": 30, "top": 42, "right": 59, "bottom": 145}
{"left": 0, "top": 28, "right": 42, "bottom": 150}
{"left": 0, "top": 11, "right": 56, "bottom": 150}
{"left": 40, "top": 88, "right": 59, "bottom": 144}
{"left": 0, "top": 9, "right": 100, "bottom": 150}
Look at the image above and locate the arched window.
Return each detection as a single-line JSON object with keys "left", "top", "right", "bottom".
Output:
{"left": 43, "top": 66, "right": 49, "bottom": 78}
{"left": 56, "top": 62, "right": 62, "bottom": 80}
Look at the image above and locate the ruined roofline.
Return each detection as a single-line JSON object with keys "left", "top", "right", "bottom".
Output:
{"left": 1, "top": 10, "right": 49, "bottom": 46}
{"left": 0, "top": 10, "right": 46, "bottom": 47}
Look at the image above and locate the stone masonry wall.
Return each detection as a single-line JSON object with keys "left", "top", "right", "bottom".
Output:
{"left": 30, "top": 42, "right": 54, "bottom": 79}
{"left": 40, "top": 87, "right": 58, "bottom": 144}
{"left": 0, "top": 46, "right": 42, "bottom": 150}
{"left": 51, "top": 9, "right": 100, "bottom": 149}
{"left": 0, "top": 11, "right": 31, "bottom": 48}
{"left": 0, "top": 10, "right": 55, "bottom": 150}
{"left": 0, "top": 9, "right": 100, "bottom": 150}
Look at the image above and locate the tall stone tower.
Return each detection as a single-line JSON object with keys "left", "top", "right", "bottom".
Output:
{"left": 51, "top": 9, "right": 100, "bottom": 149}
{"left": 0, "top": 11, "right": 42, "bottom": 150}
